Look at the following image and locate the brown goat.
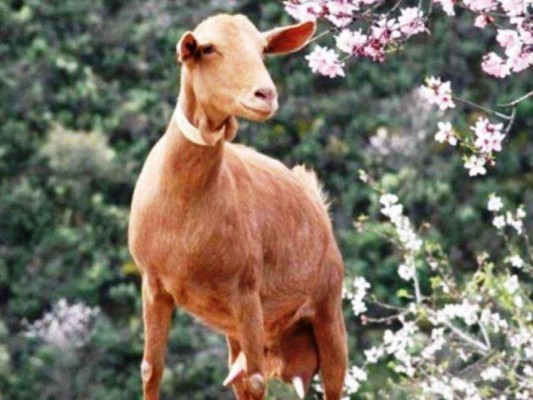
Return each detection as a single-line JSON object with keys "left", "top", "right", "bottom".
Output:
{"left": 128, "top": 14, "right": 347, "bottom": 400}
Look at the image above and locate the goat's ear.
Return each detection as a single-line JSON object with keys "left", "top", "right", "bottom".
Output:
{"left": 263, "top": 21, "right": 316, "bottom": 55}
{"left": 177, "top": 31, "right": 198, "bottom": 63}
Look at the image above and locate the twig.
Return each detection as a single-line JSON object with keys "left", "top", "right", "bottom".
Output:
{"left": 408, "top": 252, "right": 423, "bottom": 304}
{"left": 452, "top": 96, "right": 514, "bottom": 120}
{"left": 366, "top": 312, "right": 407, "bottom": 324}
{"left": 413, "top": 270, "right": 422, "bottom": 304}
{"left": 308, "top": 28, "right": 334, "bottom": 45}
{"left": 427, "top": 310, "right": 490, "bottom": 354}
{"left": 522, "top": 231, "right": 533, "bottom": 266}
{"left": 498, "top": 89, "right": 533, "bottom": 107}
{"left": 455, "top": 352, "right": 495, "bottom": 378}
{"left": 479, "top": 323, "right": 492, "bottom": 350}
{"left": 387, "top": 0, "right": 405, "bottom": 15}
{"left": 369, "top": 297, "right": 404, "bottom": 311}
{"left": 504, "top": 106, "right": 516, "bottom": 134}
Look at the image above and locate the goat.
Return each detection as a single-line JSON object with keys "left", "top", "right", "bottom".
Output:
{"left": 128, "top": 14, "right": 348, "bottom": 400}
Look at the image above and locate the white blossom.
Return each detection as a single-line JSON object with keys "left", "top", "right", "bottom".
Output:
{"left": 487, "top": 194, "right": 504, "bottom": 212}
{"left": 450, "top": 377, "right": 481, "bottom": 399}
{"left": 421, "top": 328, "right": 446, "bottom": 359}
{"left": 514, "top": 294, "right": 524, "bottom": 308}
{"left": 493, "top": 215, "right": 506, "bottom": 229}
{"left": 347, "top": 277, "right": 371, "bottom": 316}
{"left": 379, "top": 193, "right": 423, "bottom": 251}
{"left": 436, "top": 300, "right": 479, "bottom": 326}
{"left": 509, "top": 254, "right": 524, "bottom": 268}
{"left": 506, "top": 211, "right": 524, "bottom": 234}
{"left": 343, "top": 365, "right": 367, "bottom": 395}
{"left": 383, "top": 319, "right": 418, "bottom": 376}
{"left": 398, "top": 262, "right": 416, "bottom": 281}
{"left": 25, "top": 299, "right": 99, "bottom": 349}
{"left": 481, "top": 366, "right": 502, "bottom": 382}
{"left": 364, "top": 346, "right": 385, "bottom": 363}
{"left": 480, "top": 308, "right": 508, "bottom": 333}
{"left": 504, "top": 275, "right": 520, "bottom": 294}
{"left": 380, "top": 193, "right": 399, "bottom": 208}
{"left": 422, "top": 376, "right": 454, "bottom": 400}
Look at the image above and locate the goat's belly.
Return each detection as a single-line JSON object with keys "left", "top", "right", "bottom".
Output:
{"left": 262, "top": 297, "right": 313, "bottom": 338}
{"left": 183, "top": 298, "right": 310, "bottom": 342}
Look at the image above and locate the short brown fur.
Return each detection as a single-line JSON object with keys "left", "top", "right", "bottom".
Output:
{"left": 129, "top": 14, "right": 347, "bottom": 400}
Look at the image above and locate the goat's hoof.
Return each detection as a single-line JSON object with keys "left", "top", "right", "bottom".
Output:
{"left": 223, "top": 351, "right": 247, "bottom": 386}
{"left": 140, "top": 360, "right": 153, "bottom": 383}
{"left": 248, "top": 373, "right": 265, "bottom": 396}
{"left": 292, "top": 376, "right": 306, "bottom": 399}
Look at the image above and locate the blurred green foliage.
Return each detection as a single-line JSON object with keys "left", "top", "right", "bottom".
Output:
{"left": 0, "top": 0, "right": 531, "bottom": 399}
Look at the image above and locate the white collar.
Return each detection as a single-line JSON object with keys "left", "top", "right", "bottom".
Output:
{"left": 173, "top": 103, "right": 225, "bottom": 146}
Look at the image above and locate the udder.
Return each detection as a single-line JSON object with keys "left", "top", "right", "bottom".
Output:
{"left": 265, "top": 321, "right": 319, "bottom": 393}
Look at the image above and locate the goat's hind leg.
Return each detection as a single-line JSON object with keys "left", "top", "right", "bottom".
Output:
{"left": 311, "top": 253, "right": 348, "bottom": 400}
{"left": 141, "top": 276, "right": 174, "bottom": 400}
{"left": 312, "top": 306, "right": 347, "bottom": 400}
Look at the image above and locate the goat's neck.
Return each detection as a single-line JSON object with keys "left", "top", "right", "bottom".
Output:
{"left": 161, "top": 81, "right": 227, "bottom": 199}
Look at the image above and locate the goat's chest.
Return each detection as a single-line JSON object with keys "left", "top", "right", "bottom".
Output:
{"left": 130, "top": 195, "right": 257, "bottom": 332}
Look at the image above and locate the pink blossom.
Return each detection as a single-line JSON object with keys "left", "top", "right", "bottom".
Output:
{"left": 474, "top": 14, "right": 494, "bottom": 28}
{"left": 481, "top": 52, "right": 511, "bottom": 77}
{"left": 434, "top": 121, "right": 457, "bottom": 146}
{"left": 497, "top": 29, "right": 521, "bottom": 49}
{"left": 513, "top": 18, "right": 533, "bottom": 45}
{"left": 336, "top": 29, "right": 368, "bottom": 55}
{"left": 463, "top": 0, "right": 497, "bottom": 11}
{"left": 419, "top": 76, "right": 456, "bottom": 111}
{"left": 361, "top": 40, "right": 385, "bottom": 62}
{"left": 326, "top": 1, "right": 357, "bottom": 27}
{"left": 497, "top": 29, "right": 522, "bottom": 57}
{"left": 507, "top": 49, "right": 533, "bottom": 72}
{"left": 499, "top": 0, "right": 526, "bottom": 16}
{"left": 371, "top": 17, "right": 401, "bottom": 43}
{"left": 364, "top": 18, "right": 401, "bottom": 62}
{"left": 472, "top": 117, "right": 505, "bottom": 153}
{"left": 306, "top": 46, "right": 346, "bottom": 78}
{"left": 398, "top": 7, "right": 426, "bottom": 37}
{"left": 433, "top": 0, "right": 456, "bottom": 16}
{"left": 464, "top": 155, "right": 487, "bottom": 176}
{"left": 284, "top": 1, "right": 321, "bottom": 21}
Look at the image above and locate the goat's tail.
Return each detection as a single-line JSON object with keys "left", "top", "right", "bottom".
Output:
{"left": 292, "top": 165, "right": 330, "bottom": 214}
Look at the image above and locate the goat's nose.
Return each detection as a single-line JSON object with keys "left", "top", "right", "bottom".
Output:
{"left": 253, "top": 87, "right": 277, "bottom": 104}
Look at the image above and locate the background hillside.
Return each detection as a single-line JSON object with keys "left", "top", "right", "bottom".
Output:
{"left": 0, "top": 0, "right": 531, "bottom": 399}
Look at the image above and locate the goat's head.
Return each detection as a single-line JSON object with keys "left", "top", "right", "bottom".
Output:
{"left": 177, "top": 14, "right": 316, "bottom": 122}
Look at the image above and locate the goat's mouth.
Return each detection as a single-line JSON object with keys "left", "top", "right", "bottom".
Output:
{"left": 239, "top": 100, "right": 278, "bottom": 120}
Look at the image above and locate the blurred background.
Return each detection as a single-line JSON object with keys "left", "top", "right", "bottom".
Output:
{"left": 0, "top": 0, "right": 531, "bottom": 399}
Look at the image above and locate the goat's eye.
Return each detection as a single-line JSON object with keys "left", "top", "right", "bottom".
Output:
{"left": 202, "top": 45, "right": 215, "bottom": 55}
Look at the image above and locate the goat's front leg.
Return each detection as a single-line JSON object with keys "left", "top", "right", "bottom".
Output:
{"left": 141, "top": 276, "right": 174, "bottom": 400}
{"left": 235, "top": 291, "right": 266, "bottom": 399}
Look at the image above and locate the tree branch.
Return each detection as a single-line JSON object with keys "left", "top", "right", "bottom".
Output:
{"left": 499, "top": 90, "right": 533, "bottom": 107}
